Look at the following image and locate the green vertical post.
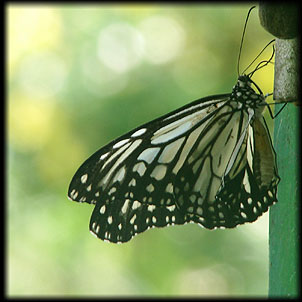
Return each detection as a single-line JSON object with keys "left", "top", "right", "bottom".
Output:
{"left": 259, "top": 5, "right": 298, "bottom": 297}
{"left": 269, "top": 103, "right": 299, "bottom": 297}
{"left": 268, "top": 37, "right": 298, "bottom": 298}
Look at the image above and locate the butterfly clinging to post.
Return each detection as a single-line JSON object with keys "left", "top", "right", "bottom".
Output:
{"left": 68, "top": 7, "right": 280, "bottom": 243}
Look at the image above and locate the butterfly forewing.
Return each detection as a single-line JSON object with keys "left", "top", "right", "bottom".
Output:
{"left": 68, "top": 75, "right": 279, "bottom": 243}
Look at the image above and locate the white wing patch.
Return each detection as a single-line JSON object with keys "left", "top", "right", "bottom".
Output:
{"left": 158, "top": 137, "right": 185, "bottom": 164}
{"left": 112, "top": 138, "right": 130, "bottom": 149}
{"left": 151, "top": 121, "right": 192, "bottom": 144}
{"left": 137, "top": 147, "right": 160, "bottom": 164}
{"left": 133, "top": 162, "right": 147, "bottom": 176}
{"left": 131, "top": 128, "right": 147, "bottom": 137}
{"left": 150, "top": 165, "right": 167, "bottom": 181}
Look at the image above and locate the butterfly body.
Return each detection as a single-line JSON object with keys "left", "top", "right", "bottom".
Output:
{"left": 68, "top": 75, "right": 279, "bottom": 243}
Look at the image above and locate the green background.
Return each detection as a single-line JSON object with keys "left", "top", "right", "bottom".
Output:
{"left": 8, "top": 4, "right": 276, "bottom": 296}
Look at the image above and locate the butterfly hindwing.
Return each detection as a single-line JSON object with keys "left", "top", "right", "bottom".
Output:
{"left": 90, "top": 195, "right": 191, "bottom": 243}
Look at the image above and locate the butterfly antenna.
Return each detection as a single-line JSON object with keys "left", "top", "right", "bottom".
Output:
{"left": 244, "top": 39, "right": 275, "bottom": 76}
{"left": 237, "top": 6, "right": 256, "bottom": 76}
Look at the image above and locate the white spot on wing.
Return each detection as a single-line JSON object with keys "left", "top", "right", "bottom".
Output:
{"left": 133, "top": 162, "right": 147, "bottom": 176}
{"left": 146, "top": 183, "right": 155, "bottom": 193}
{"left": 132, "top": 200, "right": 141, "bottom": 210}
{"left": 100, "top": 152, "right": 109, "bottom": 160}
{"left": 137, "top": 147, "right": 160, "bottom": 164}
{"left": 131, "top": 128, "right": 147, "bottom": 137}
{"left": 167, "top": 205, "right": 176, "bottom": 212}
{"left": 148, "top": 205, "right": 156, "bottom": 212}
{"left": 151, "top": 165, "right": 167, "bottom": 180}
{"left": 243, "top": 170, "right": 251, "bottom": 194}
{"left": 166, "top": 183, "right": 173, "bottom": 194}
{"left": 197, "top": 207, "right": 203, "bottom": 215}
{"left": 113, "top": 138, "right": 130, "bottom": 149}
{"left": 152, "top": 121, "right": 192, "bottom": 144}
{"left": 109, "top": 187, "right": 116, "bottom": 195}
{"left": 130, "top": 214, "right": 136, "bottom": 224}
{"left": 81, "top": 174, "right": 88, "bottom": 184}
{"left": 70, "top": 190, "right": 78, "bottom": 199}
{"left": 100, "top": 205, "right": 106, "bottom": 214}
{"left": 129, "top": 178, "right": 136, "bottom": 186}
{"left": 247, "top": 125, "right": 254, "bottom": 171}
{"left": 158, "top": 137, "right": 185, "bottom": 164}
{"left": 95, "top": 225, "right": 100, "bottom": 233}
{"left": 113, "top": 166, "right": 126, "bottom": 183}
{"left": 121, "top": 199, "right": 130, "bottom": 214}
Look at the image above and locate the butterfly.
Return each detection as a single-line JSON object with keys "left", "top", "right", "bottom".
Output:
{"left": 68, "top": 8, "right": 280, "bottom": 243}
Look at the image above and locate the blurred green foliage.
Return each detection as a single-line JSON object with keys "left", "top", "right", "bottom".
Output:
{"left": 8, "top": 4, "right": 275, "bottom": 296}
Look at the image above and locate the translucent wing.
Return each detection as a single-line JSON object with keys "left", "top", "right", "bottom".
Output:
{"left": 68, "top": 75, "right": 280, "bottom": 243}
{"left": 177, "top": 109, "right": 279, "bottom": 229}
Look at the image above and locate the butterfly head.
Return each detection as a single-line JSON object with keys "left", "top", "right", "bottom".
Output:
{"left": 231, "top": 75, "right": 266, "bottom": 109}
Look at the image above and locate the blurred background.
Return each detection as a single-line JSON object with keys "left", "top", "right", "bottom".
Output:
{"left": 7, "top": 3, "right": 276, "bottom": 297}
